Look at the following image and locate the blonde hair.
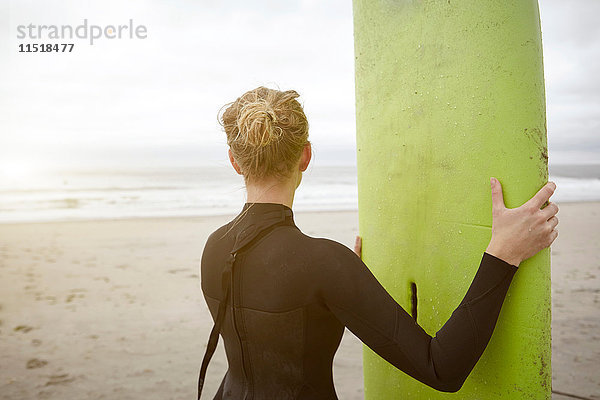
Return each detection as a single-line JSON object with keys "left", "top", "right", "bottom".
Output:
{"left": 219, "top": 86, "right": 310, "bottom": 183}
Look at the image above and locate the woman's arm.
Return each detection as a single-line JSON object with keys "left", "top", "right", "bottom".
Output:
{"left": 321, "top": 179, "right": 559, "bottom": 392}
{"left": 319, "top": 241, "right": 515, "bottom": 392}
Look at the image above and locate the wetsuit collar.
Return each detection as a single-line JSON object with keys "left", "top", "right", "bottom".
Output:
{"left": 241, "top": 201, "right": 293, "bottom": 214}
{"left": 229, "top": 202, "right": 296, "bottom": 254}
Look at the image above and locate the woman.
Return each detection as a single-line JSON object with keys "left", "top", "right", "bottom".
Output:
{"left": 199, "top": 86, "right": 559, "bottom": 399}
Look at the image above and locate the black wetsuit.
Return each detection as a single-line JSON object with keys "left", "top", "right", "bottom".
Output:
{"left": 200, "top": 202, "right": 518, "bottom": 399}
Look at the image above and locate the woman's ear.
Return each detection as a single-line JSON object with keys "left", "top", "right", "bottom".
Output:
{"left": 299, "top": 142, "right": 312, "bottom": 172}
{"left": 228, "top": 148, "right": 243, "bottom": 175}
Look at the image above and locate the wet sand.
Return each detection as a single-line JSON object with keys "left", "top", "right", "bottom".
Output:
{"left": 0, "top": 203, "right": 598, "bottom": 399}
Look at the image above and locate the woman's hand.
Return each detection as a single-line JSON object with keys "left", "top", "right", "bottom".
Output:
{"left": 354, "top": 236, "right": 362, "bottom": 258}
{"left": 485, "top": 177, "right": 559, "bottom": 267}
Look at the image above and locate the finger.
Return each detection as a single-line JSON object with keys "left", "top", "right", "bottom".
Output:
{"left": 526, "top": 181, "right": 556, "bottom": 210}
{"left": 548, "top": 229, "right": 558, "bottom": 245}
{"left": 547, "top": 216, "right": 558, "bottom": 230}
{"left": 354, "top": 236, "right": 362, "bottom": 257}
{"left": 540, "top": 202, "right": 559, "bottom": 219}
{"left": 490, "top": 177, "right": 505, "bottom": 212}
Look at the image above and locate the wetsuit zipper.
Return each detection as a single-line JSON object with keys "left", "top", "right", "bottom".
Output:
{"left": 230, "top": 253, "right": 252, "bottom": 399}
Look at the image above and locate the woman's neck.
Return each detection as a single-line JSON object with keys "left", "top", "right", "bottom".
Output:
{"left": 245, "top": 175, "right": 298, "bottom": 209}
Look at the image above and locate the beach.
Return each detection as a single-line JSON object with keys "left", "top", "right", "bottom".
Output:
{"left": 0, "top": 202, "right": 598, "bottom": 400}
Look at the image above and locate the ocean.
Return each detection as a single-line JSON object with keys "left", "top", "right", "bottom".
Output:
{"left": 0, "top": 163, "right": 598, "bottom": 223}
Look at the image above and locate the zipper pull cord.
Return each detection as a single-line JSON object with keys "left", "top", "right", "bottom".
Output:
{"left": 197, "top": 252, "right": 236, "bottom": 400}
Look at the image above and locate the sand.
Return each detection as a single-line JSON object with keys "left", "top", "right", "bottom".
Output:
{"left": 0, "top": 203, "right": 598, "bottom": 400}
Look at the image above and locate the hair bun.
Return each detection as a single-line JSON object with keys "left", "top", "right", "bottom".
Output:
{"left": 235, "top": 100, "right": 283, "bottom": 147}
{"left": 219, "top": 86, "right": 309, "bottom": 182}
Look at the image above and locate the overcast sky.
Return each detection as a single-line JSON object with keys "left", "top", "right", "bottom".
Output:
{"left": 1, "top": 0, "right": 598, "bottom": 170}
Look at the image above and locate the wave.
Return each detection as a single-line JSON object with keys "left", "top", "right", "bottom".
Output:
{"left": 0, "top": 165, "right": 597, "bottom": 223}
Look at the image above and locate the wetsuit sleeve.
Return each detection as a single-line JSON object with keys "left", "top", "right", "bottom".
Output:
{"left": 317, "top": 240, "right": 518, "bottom": 392}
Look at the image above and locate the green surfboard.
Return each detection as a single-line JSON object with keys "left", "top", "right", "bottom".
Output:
{"left": 353, "top": 1, "right": 550, "bottom": 399}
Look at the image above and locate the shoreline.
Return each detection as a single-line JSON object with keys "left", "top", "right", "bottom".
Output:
{"left": 0, "top": 200, "right": 596, "bottom": 226}
{"left": 0, "top": 207, "right": 359, "bottom": 226}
